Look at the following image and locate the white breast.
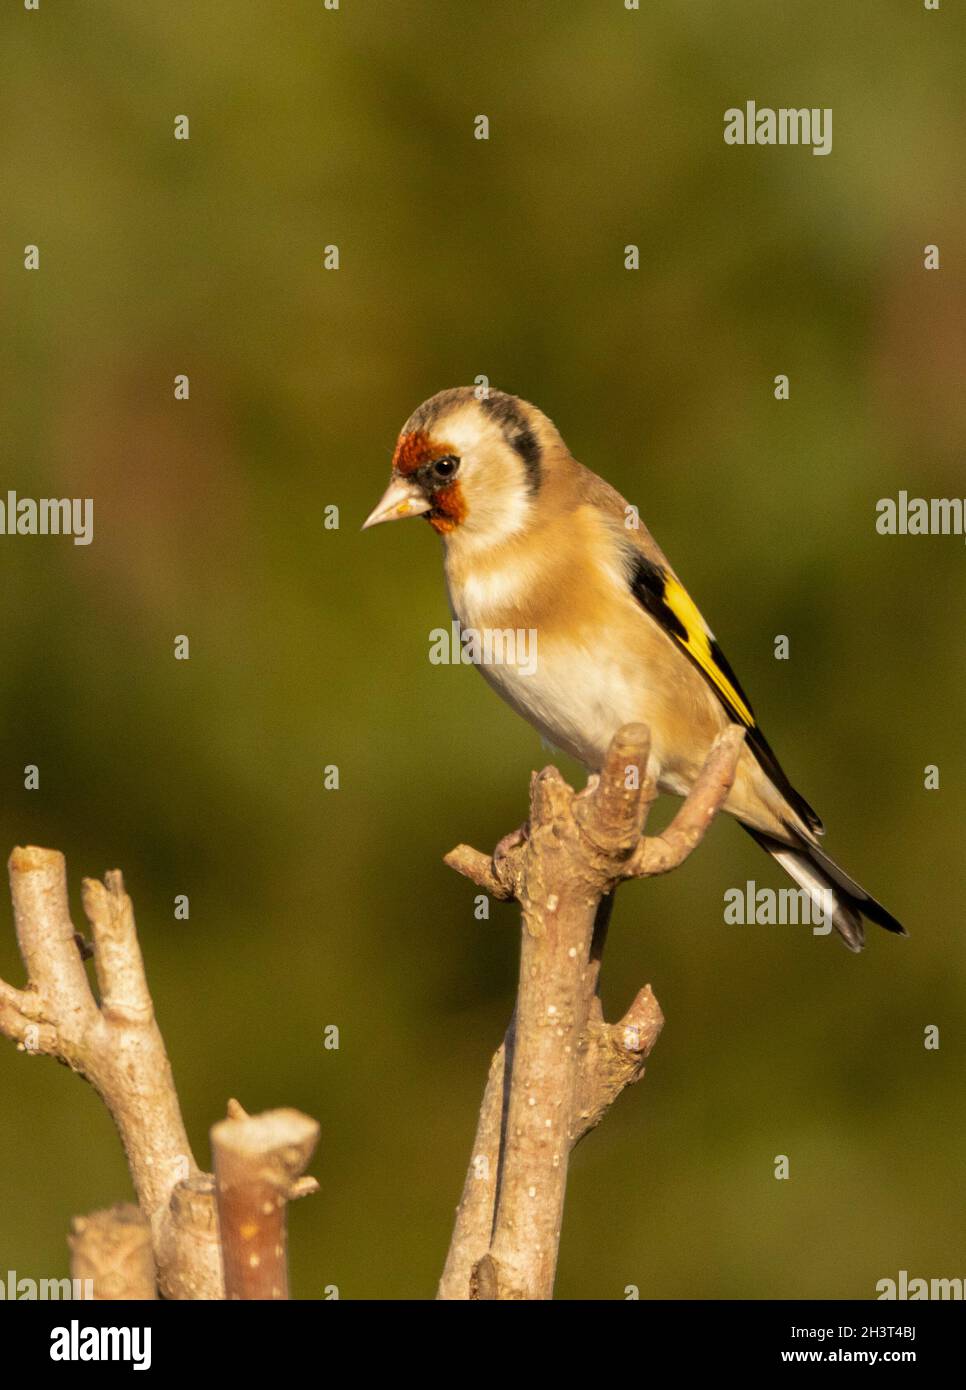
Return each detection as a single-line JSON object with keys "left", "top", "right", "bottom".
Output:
{"left": 456, "top": 563, "right": 530, "bottom": 618}
{"left": 446, "top": 547, "right": 688, "bottom": 784}
{"left": 473, "top": 628, "right": 678, "bottom": 779}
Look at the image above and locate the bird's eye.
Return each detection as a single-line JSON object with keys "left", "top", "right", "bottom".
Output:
{"left": 432, "top": 455, "right": 459, "bottom": 480}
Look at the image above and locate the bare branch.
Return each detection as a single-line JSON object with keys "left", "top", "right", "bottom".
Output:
{"left": 626, "top": 724, "right": 745, "bottom": 877}
{"left": 439, "top": 722, "right": 739, "bottom": 1299}
{"left": 68, "top": 1204, "right": 157, "bottom": 1301}
{"left": 443, "top": 845, "right": 516, "bottom": 899}
{"left": 211, "top": 1107, "right": 320, "bottom": 1300}
{"left": 155, "top": 1174, "right": 223, "bottom": 1300}
{"left": 575, "top": 721, "right": 656, "bottom": 856}
{"left": 573, "top": 986, "right": 664, "bottom": 1141}
{"left": 437, "top": 1037, "right": 509, "bottom": 1300}
{"left": 0, "top": 846, "right": 223, "bottom": 1299}
{"left": 82, "top": 872, "right": 155, "bottom": 1020}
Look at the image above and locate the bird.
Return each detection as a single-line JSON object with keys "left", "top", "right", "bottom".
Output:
{"left": 363, "top": 386, "right": 905, "bottom": 951}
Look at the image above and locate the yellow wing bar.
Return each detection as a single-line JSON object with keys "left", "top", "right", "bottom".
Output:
{"left": 662, "top": 575, "right": 755, "bottom": 727}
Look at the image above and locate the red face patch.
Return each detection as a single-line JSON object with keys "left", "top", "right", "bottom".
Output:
{"left": 392, "top": 430, "right": 433, "bottom": 475}
{"left": 426, "top": 481, "right": 466, "bottom": 533}
{"left": 392, "top": 431, "right": 467, "bottom": 530}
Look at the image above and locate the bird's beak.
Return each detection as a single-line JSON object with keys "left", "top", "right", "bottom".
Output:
{"left": 362, "top": 476, "right": 431, "bottom": 530}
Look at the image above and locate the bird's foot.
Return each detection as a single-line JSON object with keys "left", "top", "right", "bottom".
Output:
{"left": 494, "top": 822, "right": 528, "bottom": 864}
{"left": 575, "top": 773, "right": 601, "bottom": 801}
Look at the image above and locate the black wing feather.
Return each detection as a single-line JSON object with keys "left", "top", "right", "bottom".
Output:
{"left": 628, "top": 553, "right": 823, "bottom": 835}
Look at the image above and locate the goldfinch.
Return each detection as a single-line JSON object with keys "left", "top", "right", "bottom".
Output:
{"left": 364, "top": 387, "right": 905, "bottom": 951}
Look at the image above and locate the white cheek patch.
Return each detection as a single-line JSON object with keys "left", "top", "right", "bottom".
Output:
{"left": 448, "top": 466, "right": 533, "bottom": 552}
{"left": 435, "top": 402, "right": 536, "bottom": 549}
{"left": 477, "top": 483, "right": 533, "bottom": 543}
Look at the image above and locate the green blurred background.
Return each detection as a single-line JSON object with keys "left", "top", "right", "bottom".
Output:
{"left": 1, "top": 1, "right": 964, "bottom": 1299}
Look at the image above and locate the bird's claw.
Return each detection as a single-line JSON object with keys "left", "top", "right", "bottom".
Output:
{"left": 494, "top": 823, "right": 528, "bottom": 863}
{"left": 576, "top": 773, "right": 601, "bottom": 801}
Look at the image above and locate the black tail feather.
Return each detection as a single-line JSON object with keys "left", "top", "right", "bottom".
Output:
{"left": 743, "top": 825, "right": 906, "bottom": 952}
